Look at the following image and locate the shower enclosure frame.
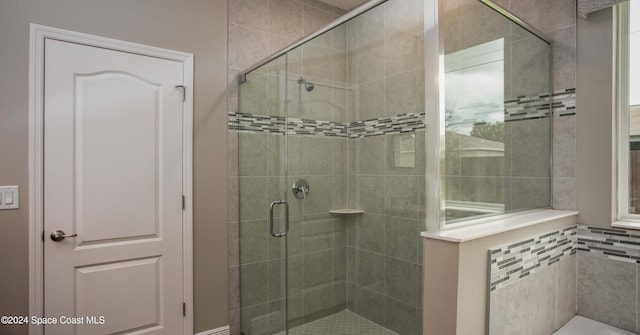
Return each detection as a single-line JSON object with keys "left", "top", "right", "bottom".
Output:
{"left": 238, "top": 0, "right": 554, "bottom": 233}
{"left": 425, "top": 0, "right": 555, "bottom": 231}
{"left": 234, "top": 0, "right": 555, "bottom": 333}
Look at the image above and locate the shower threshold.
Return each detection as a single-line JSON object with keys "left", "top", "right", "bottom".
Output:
{"left": 274, "top": 310, "right": 397, "bottom": 335}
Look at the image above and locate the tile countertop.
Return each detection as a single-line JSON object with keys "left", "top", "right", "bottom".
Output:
{"left": 421, "top": 209, "right": 579, "bottom": 243}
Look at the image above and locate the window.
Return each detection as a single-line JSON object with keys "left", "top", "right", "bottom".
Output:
{"left": 432, "top": 0, "right": 552, "bottom": 229}
{"left": 615, "top": 1, "right": 640, "bottom": 222}
{"left": 443, "top": 39, "right": 507, "bottom": 223}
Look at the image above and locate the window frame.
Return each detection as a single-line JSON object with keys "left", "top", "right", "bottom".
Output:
{"left": 614, "top": 1, "right": 640, "bottom": 226}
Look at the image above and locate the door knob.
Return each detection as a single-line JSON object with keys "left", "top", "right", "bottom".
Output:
{"left": 50, "top": 230, "right": 78, "bottom": 242}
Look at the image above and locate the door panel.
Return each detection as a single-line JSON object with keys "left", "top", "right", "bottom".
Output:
{"left": 75, "top": 257, "right": 161, "bottom": 335}
{"left": 237, "top": 54, "right": 290, "bottom": 335}
{"left": 76, "top": 72, "right": 160, "bottom": 241}
{"left": 44, "top": 39, "right": 184, "bottom": 335}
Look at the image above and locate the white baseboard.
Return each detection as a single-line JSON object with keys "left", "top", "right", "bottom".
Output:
{"left": 195, "top": 325, "right": 230, "bottom": 335}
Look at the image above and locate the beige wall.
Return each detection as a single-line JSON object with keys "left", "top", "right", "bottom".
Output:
{"left": 423, "top": 214, "right": 577, "bottom": 335}
{"left": 0, "top": 0, "right": 228, "bottom": 333}
{"left": 576, "top": 8, "right": 615, "bottom": 226}
{"left": 423, "top": 239, "right": 459, "bottom": 334}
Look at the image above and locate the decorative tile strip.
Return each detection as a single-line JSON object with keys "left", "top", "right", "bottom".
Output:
{"left": 552, "top": 88, "right": 576, "bottom": 117}
{"left": 288, "top": 117, "right": 348, "bottom": 137}
{"left": 228, "top": 112, "right": 425, "bottom": 138}
{"left": 228, "top": 88, "right": 575, "bottom": 136}
{"left": 504, "top": 94, "right": 551, "bottom": 121}
{"left": 489, "top": 226, "right": 577, "bottom": 292}
{"left": 503, "top": 88, "right": 576, "bottom": 122}
{"left": 576, "top": 225, "right": 640, "bottom": 264}
{"left": 489, "top": 224, "right": 640, "bottom": 293}
{"left": 228, "top": 112, "right": 285, "bottom": 134}
{"left": 228, "top": 112, "right": 348, "bottom": 137}
{"left": 347, "top": 112, "right": 426, "bottom": 138}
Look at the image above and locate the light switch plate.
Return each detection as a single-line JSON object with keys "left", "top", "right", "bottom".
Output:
{"left": 0, "top": 186, "right": 19, "bottom": 210}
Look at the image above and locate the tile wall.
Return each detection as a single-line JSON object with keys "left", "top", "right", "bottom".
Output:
{"left": 229, "top": 0, "right": 579, "bottom": 334}
{"left": 501, "top": 0, "right": 578, "bottom": 210}
{"left": 231, "top": 132, "right": 350, "bottom": 335}
{"left": 489, "top": 224, "right": 640, "bottom": 335}
{"left": 485, "top": 3, "right": 580, "bottom": 333}
{"left": 344, "top": 131, "right": 426, "bottom": 335}
{"left": 343, "top": 1, "right": 426, "bottom": 334}
{"left": 230, "top": 0, "right": 427, "bottom": 334}
{"left": 489, "top": 227, "right": 576, "bottom": 292}
{"left": 441, "top": 0, "right": 577, "bottom": 216}
{"left": 227, "top": 1, "right": 348, "bottom": 335}
{"left": 576, "top": 225, "right": 640, "bottom": 333}
{"left": 489, "top": 255, "right": 577, "bottom": 335}
{"left": 488, "top": 226, "right": 577, "bottom": 335}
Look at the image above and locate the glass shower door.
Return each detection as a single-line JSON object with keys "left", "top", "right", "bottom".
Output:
{"left": 237, "top": 54, "right": 292, "bottom": 335}
{"left": 238, "top": 37, "right": 350, "bottom": 334}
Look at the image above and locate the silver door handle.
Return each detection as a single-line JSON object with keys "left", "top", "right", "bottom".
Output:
{"left": 50, "top": 230, "right": 78, "bottom": 242}
{"left": 269, "top": 200, "right": 289, "bottom": 238}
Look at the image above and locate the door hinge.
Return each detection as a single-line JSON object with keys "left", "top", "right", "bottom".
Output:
{"left": 175, "top": 85, "right": 186, "bottom": 102}
{"left": 182, "top": 195, "right": 186, "bottom": 210}
{"left": 183, "top": 302, "right": 186, "bottom": 317}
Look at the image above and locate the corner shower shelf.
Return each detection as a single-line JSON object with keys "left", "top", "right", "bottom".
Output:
{"left": 329, "top": 209, "right": 364, "bottom": 215}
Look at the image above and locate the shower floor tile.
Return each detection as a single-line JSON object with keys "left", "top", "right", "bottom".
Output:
{"left": 275, "top": 310, "right": 398, "bottom": 335}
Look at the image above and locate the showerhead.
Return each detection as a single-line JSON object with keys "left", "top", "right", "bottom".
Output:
{"left": 305, "top": 82, "right": 314, "bottom": 92}
{"left": 297, "top": 77, "right": 315, "bottom": 92}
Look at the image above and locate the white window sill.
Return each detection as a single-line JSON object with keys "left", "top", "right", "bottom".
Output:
{"left": 612, "top": 220, "right": 640, "bottom": 230}
{"left": 421, "top": 209, "right": 579, "bottom": 243}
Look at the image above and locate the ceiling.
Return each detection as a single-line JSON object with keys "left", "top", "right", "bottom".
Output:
{"left": 320, "top": 0, "right": 369, "bottom": 11}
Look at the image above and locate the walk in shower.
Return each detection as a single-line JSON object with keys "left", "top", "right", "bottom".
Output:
{"left": 231, "top": 0, "right": 552, "bottom": 333}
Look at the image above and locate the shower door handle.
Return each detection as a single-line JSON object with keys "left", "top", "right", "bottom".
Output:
{"left": 269, "top": 200, "right": 289, "bottom": 238}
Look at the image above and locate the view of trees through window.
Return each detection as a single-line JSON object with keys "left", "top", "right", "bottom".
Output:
{"left": 628, "top": 1, "right": 640, "bottom": 213}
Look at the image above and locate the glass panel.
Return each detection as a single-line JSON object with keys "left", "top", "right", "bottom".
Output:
{"left": 629, "top": 0, "right": 640, "bottom": 213}
{"left": 343, "top": 0, "right": 425, "bottom": 334}
{"left": 237, "top": 0, "right": 426, "bottom": 334}
{"left": 441, "top": 1, "right": 552, "bottom": 224}
{"left": 237, "top": 54, "right": 290, "bottom": 335}
{"left": 281, "top": 19, "right": 354, "bottom": 332}
{"left": 235, "top": 0, "right": 553, "bottom": 333}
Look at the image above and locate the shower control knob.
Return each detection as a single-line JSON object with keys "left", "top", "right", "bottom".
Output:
{"left": 292, "top": 179, "right": 310, "bottom": 199}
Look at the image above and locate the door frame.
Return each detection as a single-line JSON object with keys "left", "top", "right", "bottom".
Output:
{"left": 28, "top": 24, "right": 194, "bottom": 335}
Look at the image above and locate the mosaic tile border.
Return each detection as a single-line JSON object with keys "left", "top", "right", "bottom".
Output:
{"left": 229, "top": 88, "right": 576, "bottom": 136}
{"left": 504, "top": 94, "right": 550, "bottom": 121}
{"left": 228, "top": 112, "right": 348, "bottom": 137}
{"left": 576, "top": 225, "right": 640, "bottom": 264}
{"left": 228, "top": 112, "right": 426, "bottom": 138}
{"left": 551, "top": 88, "right": 576, "bottom": 117}
{"left": 503, "top": 88, "right": 576, "bottom": 122}
{"left": 348, "top": 112, "right": 426, "bottom": 138}
{"left": 489, "top": 222, "right": 640, "bottom": 292}
{"left": 489, "top": 226, "right": 577, "bottom": 292}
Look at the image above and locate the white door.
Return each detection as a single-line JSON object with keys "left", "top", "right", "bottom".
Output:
{"left": 43, "top": 39, "right": 185, "bottom": 335}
